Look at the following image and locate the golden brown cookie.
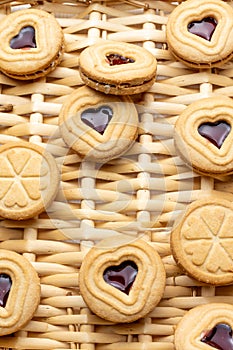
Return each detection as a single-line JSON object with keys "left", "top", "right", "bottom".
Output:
{"left": 0, "top": 141, "right": 60, "bottom": 220}
{"left": 79, "top": 236, "right": 166, "bottom": 323}
{"left": 0, "top": 9, "right": 64, "bottom": 80}
{"left": 79, "top": 40, "right": 157, "bottom": 95}
{"left": 175, "top": 303, "right": 233, "bottom": 350}
{"left": 171, "top": 197, "right": 233, "bottom": 285}
{"left": 0, "top": 249, "right": 40, "bottom": 336}
{"left": 59, "top": 86, "right": 138, "bottom": 162}
{"left": 166, "top": 0, "right": 233, "bottom": 68}
{"left": 174, "top": 96, "right": 233, "bottom": 177}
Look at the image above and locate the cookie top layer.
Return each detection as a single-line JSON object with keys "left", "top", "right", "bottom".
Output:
{"left": 166, "top": 0, "right": 233, "bottom": 68}
{"left": 0, "top": 142, "right": 60, "bottom": 220}
{"left": 174, "top": 96, "right": 233, "bottom": 176}
{"left": 59, "top": 86, "right": 138, "bottom": 162}
{"left": 79, "top": 237, "right": 166, "bottom": 323}
{"left": 79, "top": 40, "right": 157, "bottom": 94}
{"left": 175, "top": 303, "right": 233, "bottom": 350}
{"left": 0, "top": 9, "right": 64, "bottom": 79}
{"left": 0, "top": 249, "right": 40, "bottom": 336}
{"left": 171, "top": 197, "right": 233, "bottom": 285}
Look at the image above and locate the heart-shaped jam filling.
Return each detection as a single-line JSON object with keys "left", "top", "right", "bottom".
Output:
{"left": 201, "top": 323, "right": 233, "bottom": 350}
{"left": 0, "top": 273, "right": 12, "bottom": 307}
{"left": 198, "top": 120, "right": 231, "bottom": 149}
{"left": 188, "top": 17, "right": 217, "bottom": 41}
{"left": 103, "top": 260, "right": 138, "bottom": 295}
{"left": 10, "top": 26, "right": 36, "bottom": 50}
{"left": 81, "top": 105, "right": 113, "bottom": 134}
{"left": 106, "top": 53, "right": 135, "bottom": 66}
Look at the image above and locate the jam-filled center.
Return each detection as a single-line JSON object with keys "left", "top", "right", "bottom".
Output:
{"left": 0, "top": 273, "right": 12, "bottom": 307}
{"left": 198, "top": 120, "right": 231, "bottom": 149}
{"left": 103, "top": 260, "right": 138, "bottom": 295}
{"left": 10, "top": 26, "right": 36, "bottom": 50}
{"left": 201, "top": 323, "right": 233, "bottom": 350}
{"left": 81, "top": 105, "right": 113, "bottom": 134}
{"left": 188, "top": 17, "right": 217, "bottom": 41}
{"left": 106, "top": 53, "right": 135, "bottom": 66}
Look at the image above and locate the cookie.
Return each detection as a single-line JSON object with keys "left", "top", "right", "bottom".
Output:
{"left": 171, "top": 197, "right": 233, "bottom": 285}
{"left": 0, "top": 249, "right": 40, "bottom": 336}
{"left": 174, "top": 96, "right": 233, "bottom": 177}
{"left": 0, "top": 9, "right": 64, "bottom": 80}
{"left": 59, "top": 86, "right": 138, "bottom": 162}
{"left": 79, "top": 236, "right": 166, "bottom": 323}
{"left": 79, "top": 40, "right": 157, "bottom": 95}
{"left": 0, "top": 141, "right": 60, "bottom": 220}
{"left": 166, "top": 0, "right": 233, "bottom": 68}
{"left": 174, "top": 303, "right": 233, "bottom": 350}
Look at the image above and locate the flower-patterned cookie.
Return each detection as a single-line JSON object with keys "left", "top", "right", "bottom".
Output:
{"left": 171, "top": 197, "right": 233, "bottom": 285}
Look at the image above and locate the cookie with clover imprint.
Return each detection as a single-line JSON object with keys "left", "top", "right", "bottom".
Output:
{"left": 0, "top": 9, "right": 64, "bottom": 80}
{"left": 79, "top": 40, "right": 157, "bottom": 95}
{"left": 174, "top": 96, "right": 233, "bottom": 177}
{"left": 0, "top": 249, "right": 40, "bottom": 336}
{"left": 0, "top": 141, "right": 59, "bottom": 220}
{"left": 79, "top": 236, "right": 166, "bottom": 323}
{"left": 59, "top": 86, "right": 138, "bottom": 162}
{"left": 171, "top": 197, "right": 233, "bottom": 285}
{"left": 166, "top": 0, "right": 233, "bottom": 68}
{"left": 175, "top": 303, "right": 233, "bottom": 350}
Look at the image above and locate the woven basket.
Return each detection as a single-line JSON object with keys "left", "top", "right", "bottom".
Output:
{"left": 0, "top": 0, "right": 232, "bottom": 349}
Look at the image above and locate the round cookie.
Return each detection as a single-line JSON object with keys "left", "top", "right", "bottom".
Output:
{"left": 0, "top": 9, "right": 64, "bottom": 80}
{"left": 171, "top": 197, "right": 233, "bottom": 285}
{"left": 59, "top": 86, "right": 138, "bottom": 162}
{"left": 0, "top": 141, "right": 60, "bottom": 220}
{"left": 79, "top": 40, "right": 157, "bottom": 95}
{"left": 0, "top": 249, "right": 40, "bottom": 336}
{"left": 175, "top": 303, "right": 233, "bottom": 350}
{"left": 79, "top": 236, "right": 166, "bottom": 323}
{"left": 174, "top": 96, "right": 233, "bottom": 177}
{"left": 166, "top": 0, "right": 233, "bottom": 68}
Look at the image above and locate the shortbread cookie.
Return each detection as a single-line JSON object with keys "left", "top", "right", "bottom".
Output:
{"left": 0, "top": 9, "right": 64, "bottom": 80}
{"left": 174, "top": 96, "right": 233, "bottom": 176}
{"left": 175, "top": 303, "right": 233, "bottom": 350}
{"left": 0, "top": 249, "right": 40, "bottom": 336}
{"left": 79, "top": 236, "right": 166, "bottom": 323}
{"left": 166, "top": 0, "right": 233, "bottom": 68}
{"left": 59, "top": 86, "right": 138, "bottom": 162}
{"left": 0, "top": 141, "right": 59, "bottom": 220}
{"left": 79, "top": 40, "right": 157, "bottom": 94}
{"left": 171, "top": 197, "right": 233, "bottom": 285}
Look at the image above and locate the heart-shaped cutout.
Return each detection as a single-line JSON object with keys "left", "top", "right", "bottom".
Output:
{"left": 201, "top": 323, "right": 233, "bottom": 350}
{"left": 198, "top": 120, "right": 231, "bottom": 149}
{"left": 10, "top": 26, "right": 36, "bottom": 50}
{"left": 103, "top": 260, "right": 138, "bottom": 295}
{"left": 106, "top": 53, "right": 135, "bottom": 66}
{"left": 81, "top": 105, "right": 113, "bottom": 134}
{"left": 0, "top": 273, "right": 11, "bottom": 308}
{"left": 188, "top": 17, "right": 218, "bottom": 41}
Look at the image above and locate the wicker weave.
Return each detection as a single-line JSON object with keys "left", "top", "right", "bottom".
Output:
{"left": 0, "top": 0, "right": 233, "bottom": 349}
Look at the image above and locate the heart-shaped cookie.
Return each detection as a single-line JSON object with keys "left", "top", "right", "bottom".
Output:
{"left": 79, "top": 237, "right": 166, "bottom": 323}
{"left": 166, "top": 0, "right": 233, "bottom": 67}
{"left": 174, "top": 96, "right": 233, "bottom": 177}
{"left": 174, "top": 303, "right": 233, "bottom": 350}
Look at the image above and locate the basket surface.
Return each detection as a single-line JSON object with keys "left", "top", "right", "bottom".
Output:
{"left": 0, "top": 0, "right": 232, "bottom": 349}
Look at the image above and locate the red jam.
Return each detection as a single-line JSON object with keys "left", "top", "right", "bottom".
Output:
{"left": 188, "top": 17, "right": 217, "bottom": 41}
{"left": 103, "top": 260, "right": 138, "bottom": 295}
{"left": 198, "top": 120, "right": 231, "bottom": 149}
{"left": 81, "top": 105, "right": 113, "bottom": 134}
{"left": 201, "top": 323, "right": 233, "bottom": 350}
{"left": 10, "top": 26, "right": 36, "bottom": 49}
{"left": 106, "top": 53, "right": 135, "bottom": 66}
{"left": 0, "top": 273, "right": 12, "bottom": 307}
